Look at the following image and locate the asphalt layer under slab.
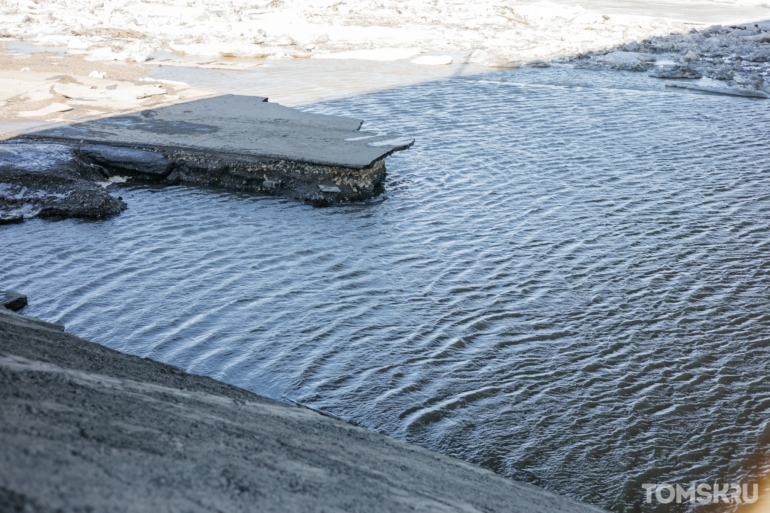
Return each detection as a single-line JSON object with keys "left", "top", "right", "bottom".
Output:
{"left": 0, "top": 308, "right": 608, "bottom": 513}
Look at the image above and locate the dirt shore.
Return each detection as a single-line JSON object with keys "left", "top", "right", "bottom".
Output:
{"left": 0, "top": 308, "right": 607, "bottom": 513}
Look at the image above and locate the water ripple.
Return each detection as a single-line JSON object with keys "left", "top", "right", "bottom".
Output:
{"left": 3, "top": 66, "right": 770, "bottom": 511}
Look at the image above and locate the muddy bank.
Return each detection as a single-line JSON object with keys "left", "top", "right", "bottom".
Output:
{"left": 0, "top": 306, "right": 606, "bottom": 513}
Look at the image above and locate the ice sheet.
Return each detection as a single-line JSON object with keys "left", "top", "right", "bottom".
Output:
{"left": 1, "top": 0, "right": 768, "bottom": 67}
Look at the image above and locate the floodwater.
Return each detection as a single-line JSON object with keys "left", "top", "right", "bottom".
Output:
{"left": 4, "top": 65, "right": 770, "bottom": 512}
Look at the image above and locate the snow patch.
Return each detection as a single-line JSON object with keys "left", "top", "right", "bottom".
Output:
{"left": 367, "top": 137, "right": 415, "bottom": 147}
{"left": 411, "top": 55, "right": 454, "bottom": 66}
{"left": 315, "top": 48, "right": 423, "bottom": 62}
{"left": 17, "top": 103, "right": 73, "bottom": 117}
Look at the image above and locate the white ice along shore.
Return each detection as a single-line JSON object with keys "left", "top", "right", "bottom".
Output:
{"left": 0, "top": 0, "right": 769, "bottom": 67}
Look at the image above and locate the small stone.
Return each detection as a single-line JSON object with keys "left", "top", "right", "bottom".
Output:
{"left": 318, "top": 184, "right": 341, "bottom": 193}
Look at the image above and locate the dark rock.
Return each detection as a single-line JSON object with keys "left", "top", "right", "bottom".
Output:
{"left": 37, "top": 189, "right": 127, "bottom": 220}
{"left": 1, "top": 290, "right": 27, "bottom": 311}
{"left": 163, "top": 169, "right": 181, "bottom": 185}
{"left": 0, "top": 214, "right": 23, "bottom": 225}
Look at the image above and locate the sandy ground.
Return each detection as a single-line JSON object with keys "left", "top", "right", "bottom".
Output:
{"left": 0, "top": 50, "right": 218, "bottom": 139}
{"left": 0, "top": 307, "right": 608, "bottom": 513}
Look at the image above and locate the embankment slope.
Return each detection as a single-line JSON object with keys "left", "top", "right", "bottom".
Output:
{"left": 0, "top": 308, "right": 606, "bottom": 513}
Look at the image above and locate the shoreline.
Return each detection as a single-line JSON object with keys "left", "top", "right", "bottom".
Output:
{"left": 0, "top": 302, "right": 607, "bottom": 513}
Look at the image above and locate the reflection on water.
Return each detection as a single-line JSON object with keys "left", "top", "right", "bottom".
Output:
{"left": 4, "top": 66, "right": 770, "bottom": 512}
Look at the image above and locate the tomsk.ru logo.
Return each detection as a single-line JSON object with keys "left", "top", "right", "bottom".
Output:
{"left": 642, "top": 483, "right": 759, "bottom": 505}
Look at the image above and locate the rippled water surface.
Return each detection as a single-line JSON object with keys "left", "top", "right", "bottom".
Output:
{"left": 4, "top": 67, "right": 770, "bottom": 511}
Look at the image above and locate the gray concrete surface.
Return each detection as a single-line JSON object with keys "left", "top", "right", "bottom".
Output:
{"left": 0, "top": 307, "right": 64, "bottom": 332}
{"left": 30, "top": 94, "right": 414, "bottom": 169}
{"left": 0, "top": 308, "right": 608, "bottom": 513}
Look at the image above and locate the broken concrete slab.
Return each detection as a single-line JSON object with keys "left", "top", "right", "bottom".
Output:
{"left": 30, "top": 94, "right": 412, "bottom": 170}
{"left": 2, "top": 94, "right": 414, "bottom": 210}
